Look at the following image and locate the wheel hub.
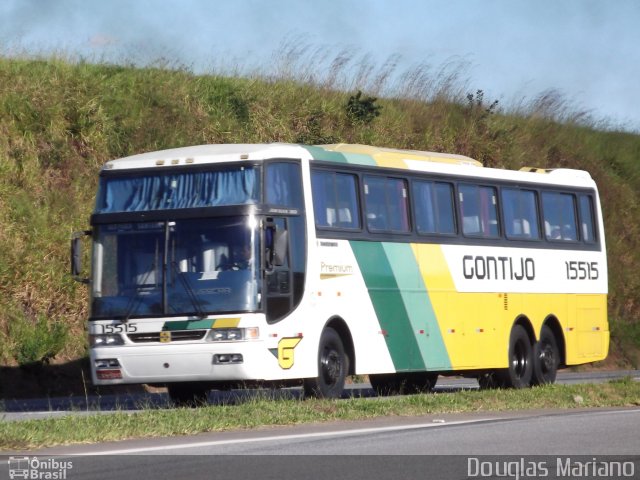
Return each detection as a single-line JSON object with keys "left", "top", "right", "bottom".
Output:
{"left": 321, "top": 349, "right": 341, "bottom": 385}
{"left": 512, "top": 341, "right": 529, "bottom": 378}
{"left": 540, "top": 343, "right": 555, "bottom": 372}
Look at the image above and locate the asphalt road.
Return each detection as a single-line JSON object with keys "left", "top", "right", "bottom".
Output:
{"left": 2, "top": 408, "right": 639, "bottom": 479}
{"left": 2, "top": 371, "right": 639, "bottom": 479}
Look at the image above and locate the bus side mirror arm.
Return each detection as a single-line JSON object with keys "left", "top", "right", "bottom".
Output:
{"left": 71, "top": 230, "right": 91, "bottom": 284}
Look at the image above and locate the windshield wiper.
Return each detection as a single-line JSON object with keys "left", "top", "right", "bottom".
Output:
{"left": 170, "top": 261, "right": 207, "bottom": 319}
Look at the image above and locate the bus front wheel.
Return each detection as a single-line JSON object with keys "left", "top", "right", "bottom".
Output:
{"left": 303, "top": 327, "right": 347, "bottom": 399}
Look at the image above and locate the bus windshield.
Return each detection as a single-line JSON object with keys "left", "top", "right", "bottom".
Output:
{"left": 91, "top": 216, "right": 260, "bottom": 319}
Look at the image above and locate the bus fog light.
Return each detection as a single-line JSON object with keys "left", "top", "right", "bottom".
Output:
{"left": 218, "top": 354, "right": 230, "bottom": 363}
{"left": 213, "top": 354, "right": 243, "bottom": 364}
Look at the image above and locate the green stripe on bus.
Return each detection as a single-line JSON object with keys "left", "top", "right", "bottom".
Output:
{"left": 350, "top": 241, "right": 425, "bottom": 371}
{"left": 304, "top": 145, "right": 349, "bottom": 163}
{"left": 382, "top": 243, "right": 452, "bottom": 370}
{"left": 162, "top": 319, "right": 214, "bottom": 331}
{"left": 339, "top": 152, "right": 377, "bottom": 166}
{"left": 304, "top": 146, "right": 377, "bottom": 166}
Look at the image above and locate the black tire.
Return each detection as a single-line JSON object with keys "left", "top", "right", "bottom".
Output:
{"left": 532, "top": 325, "right": 560, "bottom": 385}
{"left": 303, "top": 328, "right": 347, "bottom": 399}
{"left": 167, "top": 383, "right": 209, "bottom": 407}
{"left": 370, "top": 372, "right": 438, "bottom": 395}
{"left": 498, "top": 324, "right": 534, "bottom": 388}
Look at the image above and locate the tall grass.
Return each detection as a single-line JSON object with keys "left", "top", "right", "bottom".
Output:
{"left": 0, "top": 47, "right": 639, "bottom": 371}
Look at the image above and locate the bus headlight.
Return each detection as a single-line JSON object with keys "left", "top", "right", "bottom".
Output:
{"left": 90, "top": 334, "right": 125, "bottom": 347}
{"left": 207, "top": 327, "right": 259, "bottom": 342}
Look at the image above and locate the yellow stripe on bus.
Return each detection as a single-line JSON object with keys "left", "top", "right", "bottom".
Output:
{"left": 212, "top": 317, "right": 241, "bottom": 328}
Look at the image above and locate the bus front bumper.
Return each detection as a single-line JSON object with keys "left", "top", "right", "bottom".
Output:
{"left": 90, "top": 341, "right": 272, "bottom": 385}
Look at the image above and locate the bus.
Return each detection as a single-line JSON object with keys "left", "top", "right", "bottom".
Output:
{"left": 71, "top": 143, "right": 608, "bottom": 404}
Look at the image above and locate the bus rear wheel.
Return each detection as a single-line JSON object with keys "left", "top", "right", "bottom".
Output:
{"left": 303, "top": 327, "right": 347, "bottom": 399}
{"left": 498, "top": 324, "right": 534, "bottom": 388}
{"left": 532, "top": 325, "right": 560, "bottom": 385}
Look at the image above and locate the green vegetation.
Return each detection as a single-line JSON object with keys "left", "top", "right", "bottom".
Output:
{"left": 1, "top": 379, "right": 639, "bottom": 450}
{"left": 0, "top": 53, "right": 639, "bottom": 374}
{"left": 346, "top": 90, "right": 382, "bottom": 125}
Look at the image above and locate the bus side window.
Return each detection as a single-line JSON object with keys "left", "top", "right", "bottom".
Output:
{"left": 364, "top": 176, "right": 410, "bottom": 233}
{"left": 435, "top": 183, "right": 456, "bottom": 234}
{"left": 542, "top": 192, "right": 578, "bottom": 242}
{"left": 502, "top": 188, "right": 540, "bottom": 240}
{"left": 266, "top": 162, "right": 303, "bottom": 208}
{"left": 579, "top": 195, "right": 596, "bottom": 243}
{"left": 311, "top": 170, "right": 360, "bottom": 229}
{"left": 364, "top": 176, "right": 388, "bottom": 231}
{"left": 413, "top": 180, "right": 456, "bottom": 235}
{"left": 459, "top": 184, "right": 499, "bottom": 238}
{"left": 335, "top": 173, "right": 359, "bottom": 228}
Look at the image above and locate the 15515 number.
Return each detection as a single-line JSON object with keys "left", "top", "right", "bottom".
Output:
{"left": 100, "top": 323, "right": 139, "bottom": 334}
{"left": 565, "top": 261, "right": 599, "bottom": 280}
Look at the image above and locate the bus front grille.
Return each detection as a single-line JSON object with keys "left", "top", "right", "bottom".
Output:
{"left": 127, "top": 330, "right": 208, "bottom": 343}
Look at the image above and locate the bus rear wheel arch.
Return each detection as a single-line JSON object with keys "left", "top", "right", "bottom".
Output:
{"left": 479, "top": 323, "right": 534, "bottom": 389}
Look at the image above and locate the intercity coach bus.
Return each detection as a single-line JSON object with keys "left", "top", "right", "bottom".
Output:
{"left": 71, "top": 143, "right": 608, "bottom": 404}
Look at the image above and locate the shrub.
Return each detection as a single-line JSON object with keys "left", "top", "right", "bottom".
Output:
{"left": 7, "top": 312, "right": 69, "bottom": 366}
{"left": 345, "top": 90, "right": 382, "bottom": 125}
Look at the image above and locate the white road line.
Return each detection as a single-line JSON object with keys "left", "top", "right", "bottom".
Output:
{"left": 3, "top": 409, "right": 639, "bottom": 458}
{"left": 71, "top": 418, "right": 494, "bottom": 455}
{"left": 90, "top": 408, "right": 640, "bottom": 455}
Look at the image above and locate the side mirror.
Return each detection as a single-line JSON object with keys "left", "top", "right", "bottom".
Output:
{"left": 71, "top": 230, "right": 91, "bottom": 284}
{"left": 265, "top": 218, "right": 288, "bottom": 269}
{"left": 272, "top": 228, "right": 288, "bottom": 267}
